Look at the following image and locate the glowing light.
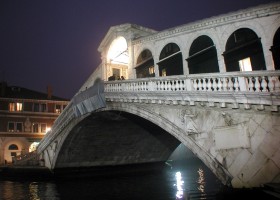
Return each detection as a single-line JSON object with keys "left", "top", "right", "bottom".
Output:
{"left": 46, "top": 127, "right": 51, "bottom": 133}
{"left": 107, "top": 37, "right": 128, "bottom": 64}
{"left": 175, "top": 171, "right": 184, "bottom": 199}
{"left": 29, "top": 142, "right": 40, "bottom": 152}
{"left": 239, "top": 57, "right": 252, "bottom": 71}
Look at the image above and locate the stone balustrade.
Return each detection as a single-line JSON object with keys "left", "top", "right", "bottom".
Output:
{"left": 105, "top": 71, "right": 280, "bottom": 93}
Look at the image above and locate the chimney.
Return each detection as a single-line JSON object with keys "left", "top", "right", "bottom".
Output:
{"left": 47, "top": 85, "right": 52, "bottom": 99}
{"left": 1, "top": 81, "right": 7, "bottom": 97}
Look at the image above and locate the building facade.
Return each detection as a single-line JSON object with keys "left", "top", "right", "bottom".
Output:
{"left": 0, "top": 82, "right": 69, "bottom": 165}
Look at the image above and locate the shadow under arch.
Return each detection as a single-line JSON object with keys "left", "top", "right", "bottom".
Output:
{"left": 54, "top": 110, "right": 180, "bottom": 169}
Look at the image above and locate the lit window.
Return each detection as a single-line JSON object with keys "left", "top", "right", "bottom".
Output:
{"left": 149, "top": 66, "right": 155, "bottom": 75}
{"left": 239, "top": 57, "right": 252, "bottom": 71}
{"left": 9, "top": 103, "right": 22, "bottom": 111}
{"left": 162, "top": 69, "right": 167, "bottom": 76}
{"left": 55, "top": 105, "right": 61, "bottom": 113}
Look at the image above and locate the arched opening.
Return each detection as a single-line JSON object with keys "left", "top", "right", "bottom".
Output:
{"left": 8, "top": 144, "right": 18, "bottom": 150}
{"left": 187, "top": 35, "right": 219, "bottom": 74}
{"left": 107, "top": 36, "right": 129, "bottom": 81}
{"left": 135, "top": 49, "right": 155, "bottom": 78}
{"left": 271, "top": 27, "right": 280, "bottom": 70}
{"left": 158, "top": 43, "right": 183, "bottom": 76}
{"left": 5, "top": 143, "right": 21, "bottom": 163}
{"left": 223, "top": 28, "right": 266, "bottom": 72}
{"left": 54, "top": 111, "right": 181, "bottom": 169}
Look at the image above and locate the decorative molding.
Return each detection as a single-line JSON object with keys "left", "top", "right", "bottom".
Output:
{"left": 132, "top": 3, "right": 280, "bottom": 45}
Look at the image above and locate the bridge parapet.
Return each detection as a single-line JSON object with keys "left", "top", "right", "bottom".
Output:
{"left": 105, "top": 71, "right": 280, "bottom": 111}
{"left": 37, "top": 101, "right": 75, "bottom": 153}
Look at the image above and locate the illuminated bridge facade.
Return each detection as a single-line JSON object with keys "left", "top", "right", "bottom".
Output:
{"left": 34, "top": 2, "right": 280, "bottom": 188}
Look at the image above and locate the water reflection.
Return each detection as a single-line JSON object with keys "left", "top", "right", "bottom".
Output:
{"left": 29, "top": 182, "right": 40, "bottom": 200}
{"left": 0, "top": 158, "right": 225, "bottom": 199}
{"left": 0, "top": 181, "right": 60, "bottom": 200}
{"left": 197, "top": 168, "right": 205, "bottom": 193}
{"left": 175, "top": 171, "right": 184, "bottom": 199}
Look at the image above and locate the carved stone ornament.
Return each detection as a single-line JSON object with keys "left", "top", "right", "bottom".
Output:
{"left": 181, "top": 109, "right": 199, "bottom": 134}
{"left": 24, "top": 117, "right": 31, "bottom": 132}
{"left": 222, "top": 112, "right": 232, "bottom": 126}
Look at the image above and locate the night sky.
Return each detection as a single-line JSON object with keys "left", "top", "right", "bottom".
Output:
{"left": 1, "top": 0, "right": 278, "bottom": 99}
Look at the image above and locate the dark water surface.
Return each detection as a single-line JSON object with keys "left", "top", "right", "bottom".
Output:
{"left": 0, "top": 158, "right": 277, "bottom": 200}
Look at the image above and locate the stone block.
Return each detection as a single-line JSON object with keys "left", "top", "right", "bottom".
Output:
{"left": 228, "top": 149, "right": 251, "bottom": 178}
{"left": 238, "top": 150, "right": 267, "bottom": 183}
{"left": 259, "top": 132, "right": 280, "bottom": 158}
{"left": 271, "top": 147, "right": 280, "bottom": 169}
{"left": 250, "top": 126, "right": 266, "bottom": 152}
{"left": 249, "top": 160, "right": 279, "bottom": 187}
{"left": 214, "top": 124, "right": 250, "bottom": 150}
{"left": 260, "top": 116, "right": 273, "bottom": 133}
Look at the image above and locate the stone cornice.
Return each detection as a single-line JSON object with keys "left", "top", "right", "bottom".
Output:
{"left": 132, "top": 2, "right": 280, "bottom": 45}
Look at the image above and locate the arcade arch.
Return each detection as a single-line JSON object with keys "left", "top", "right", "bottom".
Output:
{"left": 158, "top": 43, "right": 183, "bottom": 76}
{"left": 223, "top": 28, "right": 266, "bottom": 72}
{"left": 107, "top": 36, "right": 129, "bottom": 80}
{"left": 187, "top": 35, "right": 219, "bottom": 74}
{"left": 271, "top": 27, "right": 280, "bottom": 70}
{"left": 135, "top": 49, "right": 155, "bottom": 78}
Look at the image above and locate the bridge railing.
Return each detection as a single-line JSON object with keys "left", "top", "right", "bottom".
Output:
{"left": 36, "top": 101, "right": 75, "bottom": 153}
{"left": 104, "top": 71, "right": 280, "bottom": 93}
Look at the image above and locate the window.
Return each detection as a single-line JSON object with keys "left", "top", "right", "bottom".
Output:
{"left": 9, "top": 144, "right": 19, "bottom": 150}
{"left": 34, "top": 103, "right": 39, "bottom": 112}
{"left": 162, "top": 69, "right": 167, "bottom": 76}
{"left": 8, "top": 122, "right": 23, "bottom": 132}
{"left": 32, "top": 123, "right": 39, "bottom": 133}
{"left": 239, "top": 57, "right": 252, "bottom": 71}
{"left": 149, "top": 66, "right": 155, "bottom": 75}
{"left": 8, "top": 122, "right": 15, "bottom": 132}
{"left": 9, "top": 103, "right": 22, "bottom": 112}
{"left": 41, "top": 103, "right": 47, "bottom": 112}
{"left": 41, "top": 123, "right": 47, "bottom": 133}
{"left": 55, "top": 105, "right": 61, "bottom": 113}
{"left": 16, "top": 122, "right": 23, "bottom": 132}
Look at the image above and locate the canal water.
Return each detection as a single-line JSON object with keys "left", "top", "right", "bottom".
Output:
{"left": 0, "top": 157, "right": 277, "bottom": 200}
{"left": 1, "top": 109, "right": 276, "bottom": 200}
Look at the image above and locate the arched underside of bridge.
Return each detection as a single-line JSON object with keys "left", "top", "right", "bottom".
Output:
{"left": 54, "top": 111, "right": 180, "bottom": 170}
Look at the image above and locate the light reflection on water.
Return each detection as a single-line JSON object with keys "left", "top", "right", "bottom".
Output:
{"left": 0, "top": 158, "right": 223, "bottom": 200}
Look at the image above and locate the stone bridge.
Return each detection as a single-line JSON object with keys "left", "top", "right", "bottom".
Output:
{"left": 35, "top": 2, "right": 280, "bottom": 188}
